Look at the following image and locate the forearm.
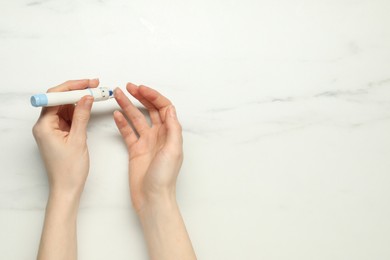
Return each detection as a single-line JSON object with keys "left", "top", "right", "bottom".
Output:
{"left": 37, "top": 191, "right": 81, "bottom": 260}
{"left": 139, "top": 196, "right": 196, "bottom": 260}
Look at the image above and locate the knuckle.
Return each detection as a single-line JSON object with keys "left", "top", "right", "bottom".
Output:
{"left": 123, "top": 127, "right": 134, "bottom": 137}
{"left": 130, "top": 113, "right": 143, "bottom": 123}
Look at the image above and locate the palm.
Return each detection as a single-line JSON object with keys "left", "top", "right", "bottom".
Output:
{"left": 128, "top": 124, "right": 167, "bottom": 161}
{"left": 128, "top": 124, "right": 173, "bottom": 209}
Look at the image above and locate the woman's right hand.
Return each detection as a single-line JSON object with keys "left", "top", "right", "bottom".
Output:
{"left": 114, "top": 83, "right": 196, "bottom": 260}
{"left": 113, "top": 83, "right": 183, "bottom": 214}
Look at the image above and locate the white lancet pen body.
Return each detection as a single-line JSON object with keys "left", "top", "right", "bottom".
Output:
{"left": 30, "top": 87, "right": 115, "bottom": 107}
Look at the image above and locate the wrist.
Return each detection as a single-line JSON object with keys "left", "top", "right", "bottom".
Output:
{"left": 137, "top": 192, "right": 179, "bottom": 220}
{"left": 136, "top": 192, "right": 196, "bottom": 260}
{"left": 47, "top": 189, "right": 82, "bottom": 214}
{"left": 49, "top": 188, "right": 82, "bottom": 200}
{"left": 49, "top": 178, "right": 86, "bottom": 199}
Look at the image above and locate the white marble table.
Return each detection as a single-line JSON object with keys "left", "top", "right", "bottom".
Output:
{"left": 1, "top": 1, "right": 390, "bottom": 259}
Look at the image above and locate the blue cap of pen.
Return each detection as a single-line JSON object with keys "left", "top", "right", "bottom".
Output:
{"left": 31, "top": 94, "right": 48, "bottom": 107}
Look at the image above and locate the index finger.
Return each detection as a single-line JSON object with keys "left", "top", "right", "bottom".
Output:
{"left": 47, "top": 78, "right": 99, "bottom": 93}
{"left": 41, "top": 78, "right": 99, "bottom": 116}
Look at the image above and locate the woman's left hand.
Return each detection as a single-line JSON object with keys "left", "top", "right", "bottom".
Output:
{"left": 32, "top": 79, "right": 99, "bottom": 197}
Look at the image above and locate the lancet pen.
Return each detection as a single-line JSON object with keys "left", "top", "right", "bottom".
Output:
{"left": 30, "top": 87, "right": 114, "bottom": 107}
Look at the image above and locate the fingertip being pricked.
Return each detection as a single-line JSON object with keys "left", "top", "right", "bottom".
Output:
{"left": 114, "top": 87, "right": 123, "bottom": 99}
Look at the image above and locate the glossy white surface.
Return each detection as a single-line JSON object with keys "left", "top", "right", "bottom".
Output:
{"left": 1, "top": 1, "right": 390, "bottom": 259}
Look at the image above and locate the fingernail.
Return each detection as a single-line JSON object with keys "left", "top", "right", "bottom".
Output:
{"left": 169, "top": 105, "right": 177, "bottom": 118}
{"left": 92, "top": 78, "right": 99, "bottom": 81}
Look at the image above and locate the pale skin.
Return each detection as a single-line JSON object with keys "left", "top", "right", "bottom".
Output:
{"left": 33, "top": 79, "right": 196, "bottom": 260}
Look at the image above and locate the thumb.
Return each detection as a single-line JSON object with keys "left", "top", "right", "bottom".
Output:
{"left": 69, "top": 96, "right": 94, "bottom": 140}
{"left": 164, "top": 105, "right": 183, "bottom": 148}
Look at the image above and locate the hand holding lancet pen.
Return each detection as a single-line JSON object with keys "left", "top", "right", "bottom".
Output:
{"left": 30, "top": 87, "right": 114, "bottom": 107}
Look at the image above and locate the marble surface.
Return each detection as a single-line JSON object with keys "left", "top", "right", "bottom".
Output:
{"left": 1, "top": 0, "right": 390, "bottom": 259}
